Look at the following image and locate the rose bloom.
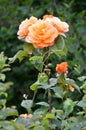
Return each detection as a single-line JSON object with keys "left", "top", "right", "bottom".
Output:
{"left": 25, "top": 20, "right": 58, "bottom": 48}
{"left": 43, "top": 15, "right": 69, "bottom": 36}
{"left": 56, "top": 62, "right": 68, "bottom": 73}
{"left": 17, "top": 16, "right": 37, "bottom": 39}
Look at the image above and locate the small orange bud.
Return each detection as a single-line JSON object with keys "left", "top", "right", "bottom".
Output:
{"left": 20, "top": 114, "right": 27, "bottom": 118}
{"left": 68, "top": 84, "right": 75, "bottom": 92}
{"left": 56, "top": 62, "right": 68, "bottom": 73}
{"left": 27, "top": 114, "right": 32, "bottom": 118}
{"left": 20, "top": 113, "right": 32, "bottom": 118}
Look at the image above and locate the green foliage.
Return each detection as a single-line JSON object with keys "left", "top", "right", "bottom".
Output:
{"left": 29, "top": 56, "right": 43, "bottom": 71}
{"left": 50, "top": 36, "right": 67, "bottom": 56}
{"left": 0, "top": 52, "right": 18, "bottom": 123}
{"left": 9, "top": 21, "right": 85, "bottom": 129}
{"left": 9, "top": 50, "right": 28, "bottom": 63}
{"left": 21, "top": 100, "right": 33, "bottom": 112}
{"left": 63, "top": 98, "right": 77, "bottom": 117}
{"left": 0, "top": 0, "right": 86, "bottom": 129}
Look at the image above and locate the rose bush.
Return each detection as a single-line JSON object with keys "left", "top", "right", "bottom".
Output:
{"left": 0, "top": 14, "right": 86, "bottom": 130}
{"left": 8, "top": 14, "right": 85, "bottom": 130}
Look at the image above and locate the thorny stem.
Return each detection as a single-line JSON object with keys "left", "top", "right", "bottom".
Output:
{"left": 40, "top": 48, "right": 53, "bottom": 129}
{"left": 42, "top": 48, "right": 52, "bottom": 111}
{"left": 48, "top": 88, "right": 51, "bottom": 112}
{"left": 41, "top": 48, "right": 51, "bottom": 73}
{"left": 48, "top": 79, "right": 52, "bottom": 130}
{"left": 32, "top": 90, "right": 37, "bottom": 103}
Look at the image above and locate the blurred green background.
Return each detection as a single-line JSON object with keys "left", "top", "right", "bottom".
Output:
{"left": 0, "top": 0, "right": 86, "bottom": 112}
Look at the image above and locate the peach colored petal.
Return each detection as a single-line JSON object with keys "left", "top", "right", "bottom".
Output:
{"left": 43, "top": 14, "right": 54, "bottom": 19}
{"left": 17, "top": 16, "right": 37, "bottom": 39}
{"left": 25, "top": 20, "right": 58, "bottom": 48}
{"left": 43, "top": 15, "right": 69, "bottom": 36}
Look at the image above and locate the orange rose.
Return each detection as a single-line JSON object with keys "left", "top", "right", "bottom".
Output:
{"left": 25, "top": 20, "right": 58, "bottom": 48}
{"left": 17, "top": 16, "right": 37, "bottom": 39}
{"left": 43, "top": 15, "right": 69, "bottom": 36}
{"left": 56, "top": 62, "right": 68, "bottom": 73}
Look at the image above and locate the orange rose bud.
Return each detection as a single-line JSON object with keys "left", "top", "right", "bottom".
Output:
{"left": 68, "top": 84, "right": 75, "bottom": 92}
{"left": 56, "top": 62, "right": 68, "bottom": 73}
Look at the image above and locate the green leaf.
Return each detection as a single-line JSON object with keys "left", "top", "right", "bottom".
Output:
{"left": 4, "top": 81, "right": 13, "bottom": 88}
{"left": 80, "top": 81, "right": 86, "bottom": 89}
{"left": 23, "top": 42, "right": 34, "bottom": 54}
{"left": 21, "top": 100, "right": 33, "bottom": 111}
{"left": 0, "top": 92, "right": 8, "bottom": 98}
{"left": 49, "top": 124, "right": 57, "bottom": 129}
{"left": 36, "top": 102, "right": 49, "bottom": 107}
{"left": 0, "top": 52, "right": 7, "bottom": 69}
{"left": 51, "top": 87, "right": 62, "bottom": 93}
{"left": 9, "top": 50, "right": 27, "bottom": 63}
{"left": 29, "top": 56, "right": 43, "bottom": 71}
{"left": 30, "top": 82, "right": 39, "bottom": 91}
{"left": 54, "top": 36, "right": 65, "bottom": 50}
{"left": 0, "top": 121, "right": 23, "bottom": 130}
{"left": 50, "top": 36, "right": 66, "bottom": 56}
{"left": 0, "top": 73, "right": 6, "bottom": 81}
{"left": 83, "top": 95, "right": 86, "bottom": 102}
{"left": 38, "top": 78, "right": 57, "bottom": 90}
{"left": 16, "top": 116, "right": 31, "bottom": 126}
{"left": 0, "top": 110, "right": 5, "bottom": 119}
{"left": 77, "top": 100, "right": 86, "bottom": 108}
{"left": 38, "top": 83, "right": 52, "bottom": 90}
{"left": 0, "top": 99, "right": 6, "bottom": 107}
{"left": 0, "top": 121, "right": 15, "bottom": 130}
{"left": 56, "top": 110, "right": 63, "bottom": 119}
{"left": 51, "top": 87, "right": 63, "bottom": 99}
{"left": 71, "top": 126, "right": 81, "bottom": 130}
{"left": 49, "top": 78, "right": 57, "bottom": 86}
{"left": 1, "top": 68, "right": 11, "bottom": 73}
{"left": 0, "top": 82, "right": 13, "bottom": 92}
{"left": 5, "top": 108, "right": 18, "bottom": 117}
{"left": 52, "top": 45, "right": 67, "bottom": 56}
{"left": 33, "top": 108, "right": 46, "bottom": 115}
{"left": 63, "top": 98, "right": 76, "bottom": 117}
{"left": 38, "top": 73, "right": 48, "bottom": 83}
{"left": 78, "top": 76, "right": 86, "bottom": 81}
{"left": 29, "top": 56, "right": 43, "bottom": 62}
{"left": 45, "top": 113, "right": 55, "bottom": 119}
{"left": 66, "top": 78, "right": 80, "bottom": 92}
{"left": 37, "top": 126, "right": 45, "bottom": 130}
{"left": 42, "top": 118, "right": 49, "bottom": 128}
{"left": 77, "top": 95, "right": 86, "bottom": 108}
{"left": 0, "top": 83, "right": 7, "bottom": 92}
